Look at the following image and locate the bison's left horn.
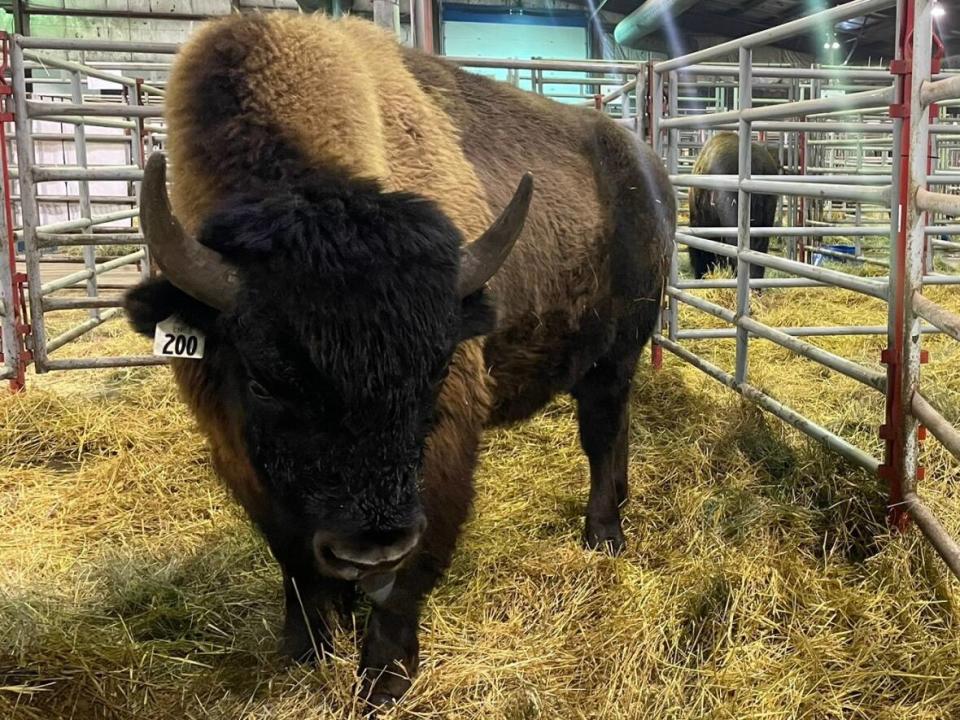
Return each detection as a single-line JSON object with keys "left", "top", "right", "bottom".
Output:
{"left": 140, "top": 152, "right": 239, "bottom": 311}
{"left": 458, "top": 173, "right": 534, "bottom": 298}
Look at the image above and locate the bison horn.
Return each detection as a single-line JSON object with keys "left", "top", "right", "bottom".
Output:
{"left": 458, "top": 173, "right": 534, "bottom": 298}
{"left": 140, "top": 152, "right": 239, "bottom": 311}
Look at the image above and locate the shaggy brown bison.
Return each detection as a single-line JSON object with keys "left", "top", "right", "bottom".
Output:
{"left": 688, "top": 131, "right": 780, "bottom": 279}
{"left": 124, "top": 13, "right": 675, "bottom": 708}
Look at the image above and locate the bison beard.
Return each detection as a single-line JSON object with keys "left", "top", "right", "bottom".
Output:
{"left": 125, "top": 12, "right": 674, "bottom": 711}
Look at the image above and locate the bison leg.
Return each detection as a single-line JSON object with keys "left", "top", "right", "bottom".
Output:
{"left": 277, "top": 550, "right": 353, "bottom": 663}
{"left": 359, "top": 474, "right": 473, "bottom": 708}
{"left": 749, "top": 235, "right": 769, "bottom": 279}
{"left": 572, "top": 347, "right": 639, "bottom": 555}
{"left": 689, "top": 246, "right": 719, "bottom": 280}
{"left": 358, "top": 555, "right": 440, "bottom": 709}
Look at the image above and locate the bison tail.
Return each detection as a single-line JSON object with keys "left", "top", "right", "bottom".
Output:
{"left": 589, "top": 120, "right": 676, "bottom": 341}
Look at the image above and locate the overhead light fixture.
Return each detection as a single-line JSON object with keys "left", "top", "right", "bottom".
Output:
{"left": 832, "top": 41, "right": 840, "bottom": 49}
{"left": 933, "top": 1, "right": 945, "bottom": 18}
{"left": 824, "top": 41, "right": 831, "bottom": 49}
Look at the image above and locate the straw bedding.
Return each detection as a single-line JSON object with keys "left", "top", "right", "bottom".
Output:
{"left": 1, "top": 272, "right": 959, "bottom": 719}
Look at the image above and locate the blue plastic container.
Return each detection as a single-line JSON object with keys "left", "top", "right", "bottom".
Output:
{"left": 812, "top": 244, "right": 856, "bottom": 266}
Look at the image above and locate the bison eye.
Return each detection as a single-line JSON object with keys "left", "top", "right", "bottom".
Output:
{"left": 248, "top": 380, "right": 272, "bottom": 400}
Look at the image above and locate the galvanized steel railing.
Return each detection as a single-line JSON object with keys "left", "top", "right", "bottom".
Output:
{"left": 6, "top": 34, "right": 174, "bottom": 375}
{"left": 649, "top": 0, "right": 960, "bottom": 579}
{"left": 890, "top": 0, "right": 960, "bottom": 576}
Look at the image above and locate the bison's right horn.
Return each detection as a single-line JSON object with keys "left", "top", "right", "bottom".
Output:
{"left": 140, "top": 152, "right": 238, "bottom": 311}
{"left": 457, "top": 173, "right": 534, "bottom": 298}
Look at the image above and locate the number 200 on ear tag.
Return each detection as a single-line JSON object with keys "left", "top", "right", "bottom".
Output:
{"left": 153, "top": 316, "right": 205, "bottom": 360}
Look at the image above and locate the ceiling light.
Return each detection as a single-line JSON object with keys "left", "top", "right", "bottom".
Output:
{"left": 824, "top": 41, "right": 831, "bottom": 49}
{"left": 933, "top": 2, "right": 945, "bottom": 18}
{"left": 832, "top": 41, "right": 840, "bottom": 49}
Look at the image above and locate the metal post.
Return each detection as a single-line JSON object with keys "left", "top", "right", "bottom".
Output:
{"left": 735, "top": 47, "right": 753, "bottom": 385}
{"left": 924, "top": 127, "right": 936, "bottom": 274}
{"left": 70, "top": 71, "right": 98, "bottom": 320}
{"left": 0, "top": 34, "right": 25, "bottom": 390}
{"left": 413, "top": 0, "right": 435, "bottom": 53}
{"left": 882, "top": 0, "right": 924, "bottom": 530}
{"left": 373, "top": 0, "right": 400, "bottom": 36}
{"left": 647, "top": 62, "right": 664, "bottom": 368}
{"left": 0, "top": 129, "right": 19, "bottom": 389}
{"left": 667, "top": 71, "right": 680, "bottom": 344}
{"left": 623, "top": 76, "right": 632, "bottom": 121}
{"left": 786, "top": 80, "right": 798, "bottom": 260}
{"left": 635, "top": 70, "right": 645, "bottom": 141}
{"left": 11, "top": 37, "right": 47, "bottom": 371}
{"left": 12, "top": 0, "right": 28, "bottom": 36}
{"left": 129, "top": 78, "right": 149, "bottom": 279}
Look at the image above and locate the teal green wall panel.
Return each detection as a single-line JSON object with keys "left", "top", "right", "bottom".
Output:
{"left": 442, "top": 10, "right": 589, "bottom": 104}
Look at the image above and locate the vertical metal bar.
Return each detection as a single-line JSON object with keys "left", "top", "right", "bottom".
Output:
{"left": 883, "top": 0, "right": 924, "bottom": 530}
{"left": 70, "top": 70, "right": 98, "bottom": 320}
{"left": 798, "top": 122, "right": 808, "bottom": 263}
{"left": 735, "top": 47, "right": 753, "bottom": 385}
{"left": 12, "top": 0, "right": 28, "bottom": 36}
{"left": 635, "top": 70, "right": 645, "bottom": 141}
{"left": 647, "top": 62, "right": 664, "bottom": 368}
{"left": 11, "top": 37, "right": 46, "bottom": 371}
{"left": 924, "top": 130, "right": 936, "bottom": 274}
{"left": 786, "top": 80, "right": 798, "bottom": 261}
{"left": 0, "top": 35, "right": 23, "bottom": 390}
{"left": 623, "top": 77, "right": 631, "bottom": 121}
{"left": 0, "top": 127, "right": 17, "bottom": 387}
{"left": 898, "top": 0, "right": 929, "bottom": 510}
{"left": 373, "top": 0, "right": 401, "bottom": 36}
{"left": 667, "top": 70, "right": 680, "bottom": 343}
{"left": 413, "top": 0, "right": 435, "bottom": 53}
{"left": 129, "top": 78, "right": 149, "bottom": 280}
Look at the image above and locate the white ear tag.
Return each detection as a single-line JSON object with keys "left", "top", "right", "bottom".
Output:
{"left": 153, "top": 315, "right": 206, "bottom": 359}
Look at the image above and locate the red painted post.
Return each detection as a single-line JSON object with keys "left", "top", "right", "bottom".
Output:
{"left": 881, "top": 0, "right": 917, "bottom": 532}
{"left": 0, "top": 33, "right": 28, "bottom": 391}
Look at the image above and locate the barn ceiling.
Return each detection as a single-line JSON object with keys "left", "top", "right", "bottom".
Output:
{"left": 590, "top": 0, "right": 942, "bottom": 64}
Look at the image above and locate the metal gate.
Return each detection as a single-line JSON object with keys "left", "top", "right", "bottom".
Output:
{"left": 3, "top": 35, "right": 176, "bottom": 379}
{"left": 650, "top": 0, "right": 960, "bottom": 577}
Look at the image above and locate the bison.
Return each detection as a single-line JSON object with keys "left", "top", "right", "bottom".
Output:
{"left": 124, "top": 13, "right": 674, "bottom": 708}
{"left": 687, "top": 132, "right": 780, "bottom": 279}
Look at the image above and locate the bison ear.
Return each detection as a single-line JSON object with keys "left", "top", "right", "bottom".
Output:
{"left": 124, "top": 277, "right": 220, "bottom": 338}
{"left": 458, "top": 287, "right": 497, "bottom": 342}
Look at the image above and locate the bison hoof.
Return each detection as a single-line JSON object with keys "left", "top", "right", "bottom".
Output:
{"left": 279, "top": 626, "right": 330, "bottom": 665}
{"left": 279, "top": 635, "right": 318, "bottom": 664}
{"left": 360, "top": 671, "right": 411, "bottom": 715}
{"left": 362, "top": 691, "right": 398, "bottom": 716}
{"left": 583, "top": 521, "right": 626, "bottom": 555}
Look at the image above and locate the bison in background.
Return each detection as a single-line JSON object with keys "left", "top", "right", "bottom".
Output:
{"left": 687, "top": 132, "right": 780, "bottom": 279}
{"left": 124, "top": 13, "right": 674, "bottom": 709}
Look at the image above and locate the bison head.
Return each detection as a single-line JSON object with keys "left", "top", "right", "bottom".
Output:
{"left": 126, "top": 153, "right": 532, "bottom": 582}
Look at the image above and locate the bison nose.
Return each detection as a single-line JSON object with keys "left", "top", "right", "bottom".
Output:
{"left": 314, "top": 514, "right": 426, "bottom": 581}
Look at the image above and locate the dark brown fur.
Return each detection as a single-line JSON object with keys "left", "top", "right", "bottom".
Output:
{"left": 688, "top": 132, "right": 780, "bottom": 279}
